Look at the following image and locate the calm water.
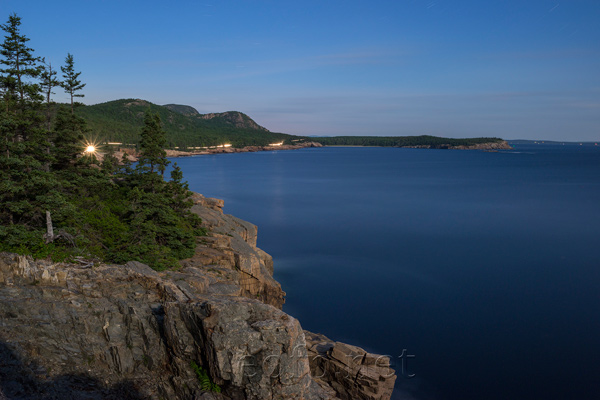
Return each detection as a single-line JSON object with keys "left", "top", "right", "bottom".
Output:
{"left": 173, "top": 144, "right": 600, "bottom": 400}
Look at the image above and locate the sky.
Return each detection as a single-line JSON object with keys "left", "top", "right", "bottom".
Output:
{"left": 1, "top": 0, "right": 599, "bottom": 141}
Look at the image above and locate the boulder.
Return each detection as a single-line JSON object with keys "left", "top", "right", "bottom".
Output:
{"left": 305, "top": 331, "right": 396, "bottom": 400}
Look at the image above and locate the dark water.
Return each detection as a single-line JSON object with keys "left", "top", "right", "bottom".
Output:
{"left": 173, "top": 144, "right": 600, "bottom": 400}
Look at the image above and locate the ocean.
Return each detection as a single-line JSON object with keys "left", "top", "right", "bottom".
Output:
{"left": 173, "top": 144, "right": 600, "bottom": 400}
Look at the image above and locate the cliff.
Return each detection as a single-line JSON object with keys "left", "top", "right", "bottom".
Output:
{"left": 164, "top": 104, "right": 270, "bottom": 132}
{"left": 0, "top": 194, "right": 395, "bottom": 400}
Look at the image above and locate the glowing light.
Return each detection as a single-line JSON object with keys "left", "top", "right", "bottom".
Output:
{"left": 269, "top": 142, "right": 284, "bottom": 146}
{"left": 82, "top": 139, "right": 101, "bottom": 157}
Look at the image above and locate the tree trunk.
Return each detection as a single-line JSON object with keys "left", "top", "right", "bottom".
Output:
{"left": 45, "top": 210, "right": 54, "bottom": 243}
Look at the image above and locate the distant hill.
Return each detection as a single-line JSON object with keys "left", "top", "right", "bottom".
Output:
{"left": 77, "top": 99, "right": 295, "bottom": 148}
{"left": 163, "top": 104, "right": 201, "bottom": 117}
{"left": 164, "top": 104, "right": 269, "bottom": 132}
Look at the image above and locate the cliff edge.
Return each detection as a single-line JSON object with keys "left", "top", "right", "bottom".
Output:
{"left": 0, "top": 194, "right": 395, "bottom": 400}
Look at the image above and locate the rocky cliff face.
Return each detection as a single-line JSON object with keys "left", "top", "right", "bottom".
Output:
{"left": 0, "top": 195, "right": 395, "bottom": 400}
{"left": 164, "top": 104, "right": 270, "bottom": 132}
{"left": 197, "top": 112, "right": 269, "bottom": 132}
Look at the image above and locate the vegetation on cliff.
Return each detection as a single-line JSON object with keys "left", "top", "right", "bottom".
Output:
{"left": 0, "top": 14, "right": 202, "bottom": 269}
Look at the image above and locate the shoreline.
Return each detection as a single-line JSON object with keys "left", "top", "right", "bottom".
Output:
{"left": 110, "top": 139, "right": 511, "bottom": 163}
{"left": 113, "top": 141, "right": 324, "bottom": 162}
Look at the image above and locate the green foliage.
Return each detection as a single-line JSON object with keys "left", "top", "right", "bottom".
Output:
{"left": 138, "top": 111, "right": 168, "bottom": 177}
{"left": 190, "top": 361, "right": 221, "bottom": 393}
{"left": 0, "top": 13, "right": 42, "bottom": 103}
{"left": 51, "top": 104, "right": 87, "bottom": 170}
{"left": 0, "top": 14, "right": 206, "bottom": 271}
{"left": 311, "top": 135, "right": 505, "bottom": 147}
{"left": 61, "top": 53, "right": 85, "bottom": 113}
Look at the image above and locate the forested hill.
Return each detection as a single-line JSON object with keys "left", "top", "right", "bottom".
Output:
{"left": 77, "top": 99, "right": 296, "bottom": 148}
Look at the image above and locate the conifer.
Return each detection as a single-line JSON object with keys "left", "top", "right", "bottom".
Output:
{"left": 60, "top": 53, "right": 85, "bottom": 114}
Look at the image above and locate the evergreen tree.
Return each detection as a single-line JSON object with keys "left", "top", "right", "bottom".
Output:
{"left": 0, "top": 13, "right": 41, "bottom": 103}
{"left": 40, "top": 59, "right": 60, "bottom": 130}
{"left": 52, "top": 105, "right": 87, "bottom": 170}
{"left": 0, "top": 13, "right": 59, "bottom": 239}
{"left": 137, "top": 111, "right": 169, "bottom": 189}
{"left": 0, "top": 13, "right": 44, "bottom": 155}
{"left": 60, "top": 53, "right": 85, "bottom": 114}
{"left": 101, "top": 144, "right": 118, "bottom": 175}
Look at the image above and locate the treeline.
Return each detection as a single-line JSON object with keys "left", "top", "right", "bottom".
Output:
{"left": 311, "top": 135, "right": 504, "bottom": 147}
{"left": 0, "top": 14, "right": 203, "bottom": 269}
{"left": 77, "top": 99, "right": 297, "bottom": 149}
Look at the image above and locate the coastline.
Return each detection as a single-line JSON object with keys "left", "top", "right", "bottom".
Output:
{"left": 112, "top": 139, "right": 511, "bottom": 163}
{"left": 113, "top": 141, "right": 324, "bottom": 162}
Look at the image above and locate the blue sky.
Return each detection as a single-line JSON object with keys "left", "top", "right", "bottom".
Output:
{"left": 1, "top": 0, "right": 599, "bottom": 140}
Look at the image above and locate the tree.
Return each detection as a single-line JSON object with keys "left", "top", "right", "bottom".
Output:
{"left": 0, "top": 13, "right": 56, "bottom": 233}
{"left": 53, "top": 53, "right": 88, "bottom": 171}
{"left": 51, "top": 105, "right": 87, "bottom": 170}
{"left": 138, "top": 110, "right": 169, "bottom": 179}
{"left": 0, "top": 13, "right": 41, "bottom": 103}
{"left": 101, "top": 144, "right": 118, "bottom": 175}
{"left": 40, "top": 59, "right": 60, "bottom": 130}
{"left": 61, "top": 53, "right": 85, "bottom": 114}
{"left": 0, "top": 13, "right": 43, "bottom": 152}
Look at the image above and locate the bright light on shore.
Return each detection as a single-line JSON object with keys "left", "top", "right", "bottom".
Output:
{"left": 82, "top": 140, "right": 100, "bottom": 157}
{"left": 269, "top": 142, "right": 284, "bottom": 146}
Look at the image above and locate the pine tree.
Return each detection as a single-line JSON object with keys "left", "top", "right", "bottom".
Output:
{"left": 166, "top": 162, "right": 193, "bottom": 217}
{"left": 40, "top": 59, "right": 60, "bottom": 130}
{"left": 101, "top": 144, "right": 118, "bottom": 175}
{"left": 0, "top": 13, "right": 65, "bottom": 248}
{"left": 0, "top": 13, "right": 41, "bottom": 103}
{"left": 52, "top": 105, "right": 87, "bottom": 170}
{"left": 60, "top": 53, "right": 85, "bottom": 114}
{"left": 0, "top": 13, "right": 43, "bottom": 152}
{"left": 137, "top": 111, "right": 169, "bottom": 188}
